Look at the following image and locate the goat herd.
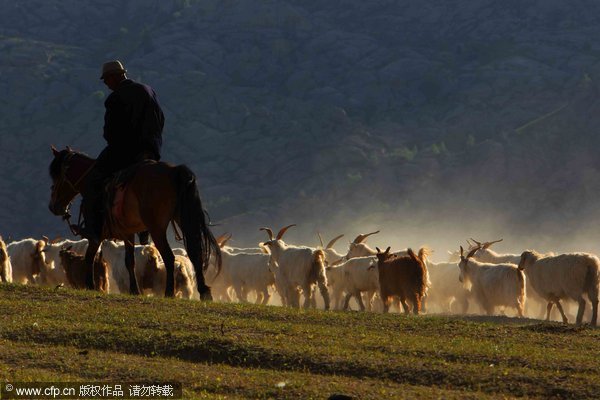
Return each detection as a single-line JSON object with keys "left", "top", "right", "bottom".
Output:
{"left": 0, "top": 225, "right": 598, "bottom": 326}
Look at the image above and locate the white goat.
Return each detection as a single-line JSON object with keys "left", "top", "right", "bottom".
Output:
{"left": 344, "top": 231, "right": 408, "bottom": 260}
{"left": 469, "top": 238, "right": 552, "bottom": 319}
{"left": 344, "top": 231, "right": 382, "bottom": 259}
{"left": 209, "top": 233, "right": 266, "bottom": 257}
{"left": 261, "top": 225, "right": 329, "bottom": 309}
{"left": 101, "top": 240, "right": 152, "bottom": 295}
{"left": 204, "top": 234, "right": 276, "bottom": 304}
{"left": 458, "top": 247, "right": 526, "bottom": 317}
{"left": 317, "top": 233, "right": 346, "bottom": 266}
{"left": 326, "top": 256, "right": 379, "bottom": 311}
{"left": 7, "top": 238, "right": 51, "bottom": 284}
{"left": 140, "top": 247, "right": 197, "bottom": 299}
{"left": 469, "top": 238, "right": 521, "bottom": 264}
{"left": 172, "top": 248, "right": 188, "bottom": 257}
{"left": 207, "top": 247, "right": 276, "bottom": 305}
{"left": 519, "top": 251, "right": 599, "bottom": 325}
{"left": 0, "top": 237, "right": 12, "bottom": 283}
{"left": 425, "top": 260, "right": 470, "bottom": 314}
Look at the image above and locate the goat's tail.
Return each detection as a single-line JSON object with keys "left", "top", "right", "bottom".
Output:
{"left": 408, "top": 248, "right": 428, "bottom": 296}
{"left": 585, "top": 257, "right": 600, "bottom": 325}
{"left": 175, "top": 165, "right": 221, "bottom": 299}
{"left": 517, "top": 267, "right": 526, "bottom": 303}
{"left": 311, "top": 249, "right": 330, "bottom": 310}
{"left": 584, "top": 257, "right": 600, "bottom": 302}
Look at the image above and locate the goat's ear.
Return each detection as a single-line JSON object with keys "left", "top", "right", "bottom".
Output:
{"left": 51, "top": 145, "right": 59, "bottom": 156}
{"left": 460, "top": 246, "right": 464, "bottom": 258}
{"left": 385, "top": 246, "right": 391, "bottom": 254}
{"left": 375, "top": 246, "right": 381, "bottom": 253}
{"left": 66, "top": 245, "right": 73, "bottom": 251}
{"left": 66, "top": 145, "right": 72, "bottom": 152}
{"left": 41, "top": 236, "right": 49, "bottom": 245}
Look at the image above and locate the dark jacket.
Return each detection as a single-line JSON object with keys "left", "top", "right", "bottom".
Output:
{"left": 103, "top": 79, "right": 164, "bottom": 162}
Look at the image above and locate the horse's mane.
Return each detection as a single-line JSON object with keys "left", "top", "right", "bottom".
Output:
{"left": 49, "top": 148, "right": 93, "bottom": 180}
{"left": 49, "top": 150, "right": 69, "bottom": 180}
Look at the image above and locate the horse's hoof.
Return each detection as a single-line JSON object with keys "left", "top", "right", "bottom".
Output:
{"left": 200, "top": 290, "right": 213, "bottom": 302}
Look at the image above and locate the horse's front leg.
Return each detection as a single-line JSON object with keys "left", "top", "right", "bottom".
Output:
{"left": 125, "top": 236, "right": 141, "bottom": 295}
{"left": 84, "top": 240, "right": 100, "bottom": 290}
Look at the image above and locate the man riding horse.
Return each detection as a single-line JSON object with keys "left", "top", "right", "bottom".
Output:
{"left": 77, "top": 60, "right": 165, "bottom": 242}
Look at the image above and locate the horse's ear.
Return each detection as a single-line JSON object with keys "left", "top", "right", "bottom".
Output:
{"left": 51, "top": 145, "right": 59, "bottom": 156}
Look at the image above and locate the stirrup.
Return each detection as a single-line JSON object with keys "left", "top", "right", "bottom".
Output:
{"left": 69, "top": 224, "right": 83, "bottom": 236}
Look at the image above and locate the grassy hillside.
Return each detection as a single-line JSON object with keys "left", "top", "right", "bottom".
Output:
{"left": 0, "top": 285, "right": 598, "bottom": 399}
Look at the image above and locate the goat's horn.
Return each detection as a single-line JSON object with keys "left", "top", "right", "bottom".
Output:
{"left": 220, "top": 233, "right": 233, "bottom": 248}
{"left": 276, "top": 224, "right": 296, "bottom": 240}
{"left": 326, "top": 234, "right": 344, "bottom": 249}
{"left": 259, "top": 227, "right": 274, "bottom": 240}
{"left": 466, "top": 247, "right": 479, "bottom": 259}
{"left": 353, "top": 230, "right": 380, "bottom": 244}
{"left": 483, "top": 238, "right": 503, "bottom": 249}
{"left": 317, "top": 232, "right": 324, "bottom": 248}
{"left": 469, "top": 238, "right": 482, "bottom": 247}
{"left": 214, "top": 233, "right": 228, "bottom": 245}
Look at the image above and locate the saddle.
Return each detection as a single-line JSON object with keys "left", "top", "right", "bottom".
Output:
{"left": 103, "top": 160, "right": 156, "bottom": 239}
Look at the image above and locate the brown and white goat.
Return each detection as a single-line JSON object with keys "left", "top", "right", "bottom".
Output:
{"left": 7, "top": 238, "right": 52, "bottom": 284}
{"left": 59, "top": 246, "right": 109, "bottom": 292}
{"left": 372, "top": 247, "right": 428, "bottom": 314}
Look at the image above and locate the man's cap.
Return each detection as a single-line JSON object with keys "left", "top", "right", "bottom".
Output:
{"left": 100, "top": 60, "right": 127, "bottom": 79}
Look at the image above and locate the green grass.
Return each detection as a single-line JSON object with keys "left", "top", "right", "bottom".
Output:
{"left": 0, "top": 285, "right": 598, "bottom": 399}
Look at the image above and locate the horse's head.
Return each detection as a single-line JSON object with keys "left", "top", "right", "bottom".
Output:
{"left": 48, "top": 145, "right": 80, "bottom": 216}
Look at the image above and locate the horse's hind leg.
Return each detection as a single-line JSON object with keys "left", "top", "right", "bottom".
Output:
{"left": 151, "top": 230, "right": 176, "bottom": 298}
{"left": 125, "top": 237, "right": 141, "bottom": 295}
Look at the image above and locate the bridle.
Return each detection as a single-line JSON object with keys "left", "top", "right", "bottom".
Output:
{"left": 51, "top": 151, "right": 96, "bottom": 235}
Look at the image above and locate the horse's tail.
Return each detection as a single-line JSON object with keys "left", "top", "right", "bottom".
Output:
{"left": 175, "top": 165, "right": 221, "bottom": 295}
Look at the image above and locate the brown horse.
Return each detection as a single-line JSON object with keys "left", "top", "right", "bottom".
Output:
{"left": 48, "top": 146, "right": 220, "bottom": 299}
